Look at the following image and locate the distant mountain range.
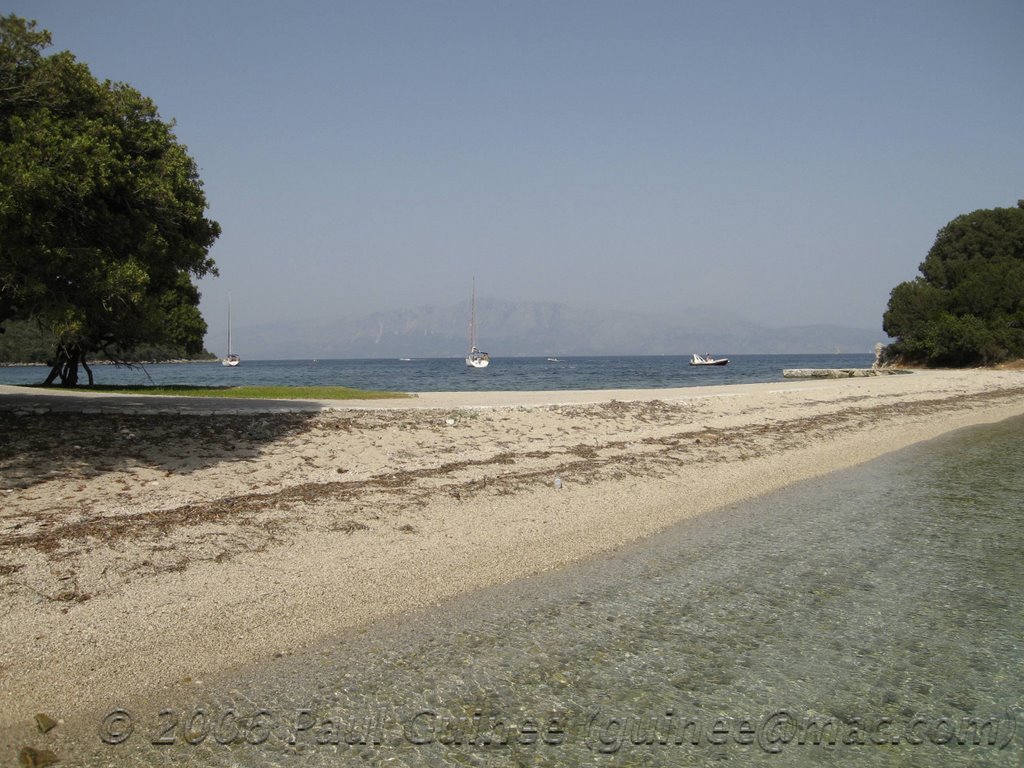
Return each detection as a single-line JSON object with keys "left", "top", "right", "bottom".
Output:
{"left": 233, "top": 299, "right": 886, "bottom": 359}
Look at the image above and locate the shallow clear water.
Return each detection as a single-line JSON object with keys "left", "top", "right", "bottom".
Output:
{"left": 0, "top": 353, "right": 873, "bottom": 392}
{"left": 83, "top": 417, "right": 1023, "bottom": 767}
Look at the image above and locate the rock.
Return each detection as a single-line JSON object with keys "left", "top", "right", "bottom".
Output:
{"left": 34, "top": 713, "right": 58, "bottom": 733}
{"left": 18, "top": 747, "right": 59, "bottom": 767}
{"left": 782, "top": 368, "right": 913, "bottom": 378}
{"left": 873, "top": 341, "right": 886, "bottom": 368}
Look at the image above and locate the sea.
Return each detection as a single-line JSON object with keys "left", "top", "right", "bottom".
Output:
{"left": 0, "top": 353, "right": 875, "bottom": 391}
{"left": 88, "top": 414, "right": 1024, "bottom": 767}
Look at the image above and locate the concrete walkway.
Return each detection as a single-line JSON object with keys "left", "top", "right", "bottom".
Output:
{"left": 0, "top": 376, "right": 928, "bottom": 415}
{"left": 0, "top": 384, "right": 338, "bottom": 414}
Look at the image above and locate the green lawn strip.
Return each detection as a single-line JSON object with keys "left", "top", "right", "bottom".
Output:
{"left": 30, "top": 384, "right": 411, "bottom": 400}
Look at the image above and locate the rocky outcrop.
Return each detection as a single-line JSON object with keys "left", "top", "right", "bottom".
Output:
{"left": 782, "top": 368, "right": 913, "bottom": 378}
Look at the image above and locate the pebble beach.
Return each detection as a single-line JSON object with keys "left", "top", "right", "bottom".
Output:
{"left": 2, "top": 370, "right": 1024, "bottom": 762}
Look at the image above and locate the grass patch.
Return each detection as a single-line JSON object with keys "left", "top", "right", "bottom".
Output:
{"left": 30, "top": 384, "right": 411, "bottom": 400}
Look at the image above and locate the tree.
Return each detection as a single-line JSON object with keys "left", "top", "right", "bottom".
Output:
{"left": 0, "top": 15, "right": 220, "bottom": 385}
{"left": 882, "top": 201, "right": 1024, "bottom": 366}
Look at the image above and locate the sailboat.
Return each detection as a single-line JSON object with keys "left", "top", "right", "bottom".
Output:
{"left": 222, "top": 293, "right": 240, "bottom": 367}
{"left": 465, "top": 278, "right": 489, "bottom": 368}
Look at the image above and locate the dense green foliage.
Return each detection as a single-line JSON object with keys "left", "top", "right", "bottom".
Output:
{"left": 0, "top": 318, "right": 216, "bottom": 363}
{"left": 0, "top": 316, "right": 51, "bottom": 361}
{"left": 0, "top": 15, "right": 220, "bottom": 384}
{"left": 883, "top": 201, "right": 1024, "bottom": 366}
{"left": 0, "top": 315, "right": 215, "bottom": 364}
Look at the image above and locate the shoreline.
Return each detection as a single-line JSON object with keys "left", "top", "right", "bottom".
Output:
{"left": 3, "top": 369, "right": 1024, "bottom": 757}
{"left": 0, "top": 358, "right": 219, "bottom": 368}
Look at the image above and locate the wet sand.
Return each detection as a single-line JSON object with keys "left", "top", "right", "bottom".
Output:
{"left": 2, "top": 369, "right": 1024, "bottom": 758}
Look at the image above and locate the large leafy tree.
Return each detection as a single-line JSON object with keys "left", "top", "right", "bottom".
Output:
{"left": 882, "top": 201, "right": 1024, "bottom": 366}
{"left": 0, "top": 15, "right": 220, "bottom": 385}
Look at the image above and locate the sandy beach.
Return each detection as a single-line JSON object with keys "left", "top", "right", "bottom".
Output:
{"left": 2, "top": 369, "right": 1024, "bottom": 759}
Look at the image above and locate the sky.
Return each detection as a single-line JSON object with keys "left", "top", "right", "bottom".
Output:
{"left": 12, "top": 0, "right": 1024, "bottom": 353}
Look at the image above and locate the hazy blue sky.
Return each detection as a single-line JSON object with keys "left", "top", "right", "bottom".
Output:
{"left": 13, "top": 0, "right": 1024, "bottom": 352}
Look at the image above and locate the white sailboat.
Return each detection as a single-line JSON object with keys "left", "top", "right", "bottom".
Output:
{"left": 465, "top": 278, "right": 489, "bottom": 368}
{"left": 222, "top": 293, "right": 240, "bottom": 367}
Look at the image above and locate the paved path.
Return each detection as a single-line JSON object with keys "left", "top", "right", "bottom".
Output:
{"left": 0, "top": 379, "right": 868, "bottom": 415}
{"left": 0, "top": 384, "right": 336, "bottom": 414}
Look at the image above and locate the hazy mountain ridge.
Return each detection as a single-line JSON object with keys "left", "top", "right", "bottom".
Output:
{"left": 234, "top": 300, "right": 885, "bottom": 359}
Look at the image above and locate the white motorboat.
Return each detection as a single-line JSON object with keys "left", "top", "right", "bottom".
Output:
{"left": 690, "top": 353, "right": 728, "bottom": 366}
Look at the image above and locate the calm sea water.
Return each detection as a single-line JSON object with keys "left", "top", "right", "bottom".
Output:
{"left": 0, "top": 353, "right": 874, "bottom": 392}
{"left": 89, "top": 416, "right": 1024, "bottom": 767}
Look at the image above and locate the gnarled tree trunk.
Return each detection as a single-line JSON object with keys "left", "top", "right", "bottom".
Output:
{"left": 43, "top": 344, "right": 86, "bottom": 386}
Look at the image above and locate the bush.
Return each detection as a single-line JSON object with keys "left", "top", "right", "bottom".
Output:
{"left": 882, "top": 201, "right": 1024, "bottom": 366}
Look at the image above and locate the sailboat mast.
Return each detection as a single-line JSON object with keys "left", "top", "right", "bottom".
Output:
{"left": 469, "top": 278, "right": 476, "bottom": 351}
{"left": 226, "top": 292, "right": 232, "bottom": 355}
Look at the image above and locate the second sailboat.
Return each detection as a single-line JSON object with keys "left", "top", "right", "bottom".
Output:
{"left": 465, "top": 278, "right": 489, "bottom": 368}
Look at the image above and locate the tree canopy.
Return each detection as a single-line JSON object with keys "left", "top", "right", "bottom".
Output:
{"left": 882, "top": 201, "right": 1024, "bottom": 366}
{"left": 0, "top": 14, "right": 220, "bottom": 384}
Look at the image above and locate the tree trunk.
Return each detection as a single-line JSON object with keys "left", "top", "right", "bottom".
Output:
{"left": 43, "top": 361, "right": 61, "bottom": 386}
{"left": 45, "top": 344, "right": 84, "bottom": 386}
{"left": 62, "top": 346, "right": 80, "bottom": 386}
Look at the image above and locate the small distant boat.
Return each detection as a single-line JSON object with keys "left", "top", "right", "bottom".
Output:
{"left": 547, "top": 357, "right": 562, "bottom": 362}
{"left": 690, "top": 353, "right": 728, "bottom": 366}
{"left": 222, "top": 293, "right": 240, "bottom": 367}
{"left": 399, "top": 358, "right": 413, "bottom": 361}
{"left": 465, "top": 278, "right": 490, "bottom": 368}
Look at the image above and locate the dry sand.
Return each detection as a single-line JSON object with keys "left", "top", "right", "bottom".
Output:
{"left": 2, "top": 369, "right": 1024, "bottom": 756}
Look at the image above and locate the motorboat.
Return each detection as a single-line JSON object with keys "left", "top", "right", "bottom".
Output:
{"left": 688, "top": 354, "right": 729, "bottom": 366}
